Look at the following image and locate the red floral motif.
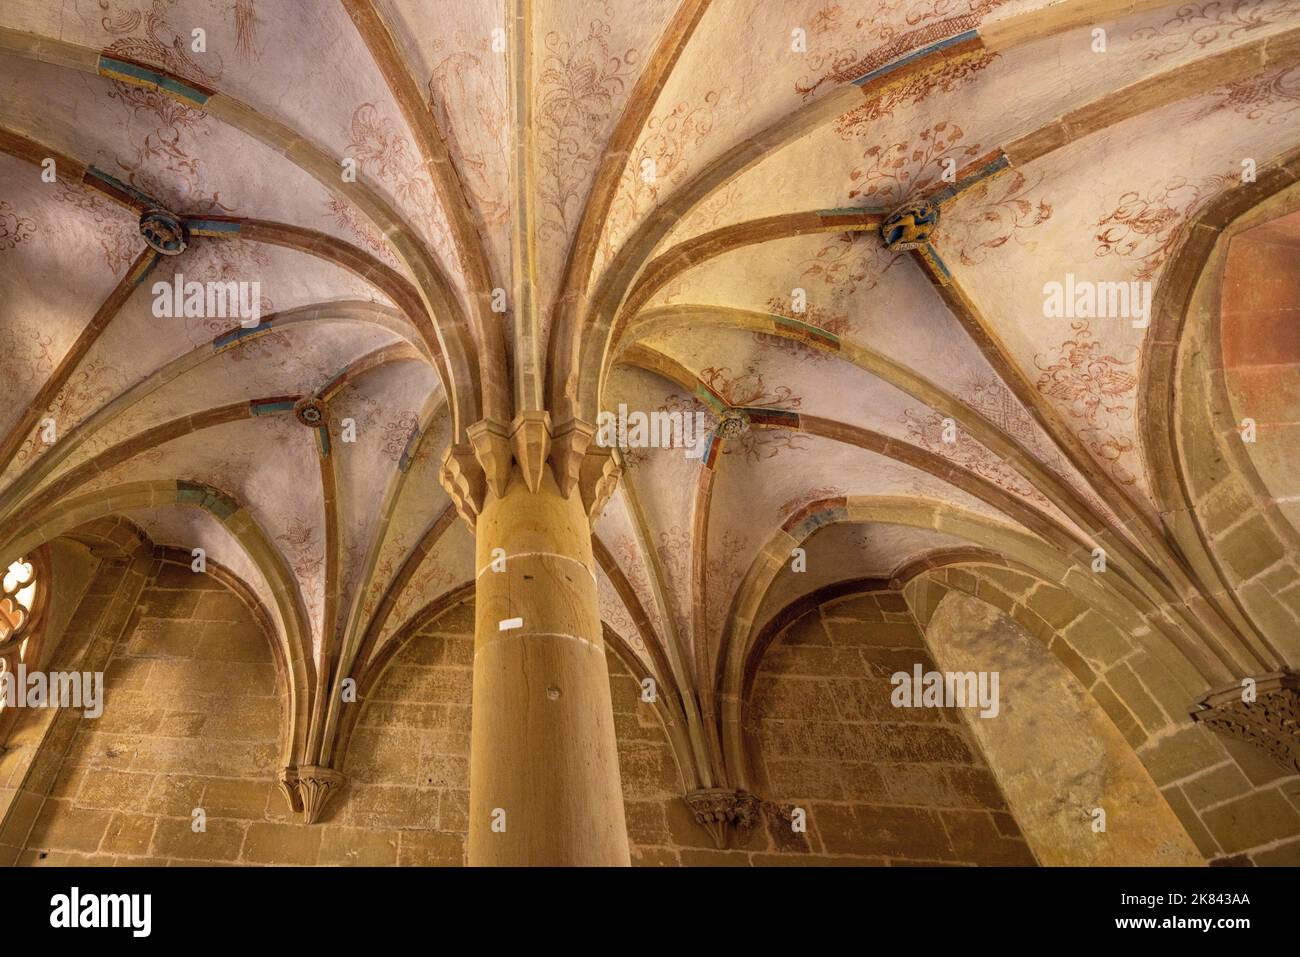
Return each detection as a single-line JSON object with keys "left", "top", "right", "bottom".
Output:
{"left": 939, "top": 167, "right": 1052, "bottom": 266}
{"left": 1129, "top": 0, "right": 1300, "bottom": 61}
{"left": 1094, "top": 171, "right": 1236, "bottom": 281}
{"left": 54, "top": 182, "right": 139, "bottom": 274}
{"left": 1198, "top": 63, "right": 1300, "bottom": 125}
{"left": 704, "top": 526, "right": 751, "bottom": 639}
{"left": 428, "top": 34, "right": 510, "bottom": 227}
{"left": 1034, "top": 321, "right": 1139, "bottom": 486}
{"left": 326, "top": 197, "right": 399, "bottom": 268}
{"left": 800, "top": 232, "right": 904, "bottom": 297}
{"left": 900, "top": 406, "right": 1047, "bottom": 504}
{"left": 599, "top": 89, "right": 727, "bottom": 272}
{"left": 91, "top": 1, "right": 247, "bottom": 215}
{"left": 834, "top": 52, "right": 998, "bottom": 138}
{"left": 537, "top": 19, "right": 638, "bottom": 241}
{"left": 700, "top": 365, "right": 801, "bottom": 411}
{"left": 14, "top": 358, "right": 126, "bottom": 467}
{"left": 848, "top": 122, "right": 983, "bottom": 205}
{"left": 343, "top": 103, "right": 457, "bottom": 271}
{"left": 380, "top": 412, "right": 420, "bottom": 462}
{"left": 655, "top": 524, "right": 693, "bottom": 641}
{"left": 796, "top": 2, "right": 1009, "bottom": 100}
{"left": 0, "top": 326, "right": 55, "bottom": 396}
{"left": 178, "top": 240, "right": 276, "bottom": 348}
{"left": 0, "top": 200, "right": 36, "bottom": 251}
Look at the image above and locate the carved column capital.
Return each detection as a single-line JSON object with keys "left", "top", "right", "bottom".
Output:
{"left": 439, "top": 416, "right": 619, "bottom": 526}
{"left": 1191, "top": 672, "right": 1300, "bottom": 773}
{"left": 684, "top": 787, "right": 759, "bottom": 849}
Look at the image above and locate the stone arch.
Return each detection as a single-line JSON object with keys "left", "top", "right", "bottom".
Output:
{"left": 0, "top": 480, "right": 313, "bottom": 767}
{"left": 921, "top": 587, "right": 1204, "bottom": 865}
{"left": 2, "top": 541, "right": 291, "bottom": 865}
{"left": 906, "top": 560, "right": 1300, "bottom": 864}
{"left": 718, "top": 495, "right": 1217, "bottom": 790}
{"left": 1142, "top": 157, "right": 1300, "bottom": 666}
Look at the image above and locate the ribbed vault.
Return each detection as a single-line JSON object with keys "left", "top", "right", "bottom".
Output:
{"left": 1, "top": 0, "right": 1298, "bottom": 838}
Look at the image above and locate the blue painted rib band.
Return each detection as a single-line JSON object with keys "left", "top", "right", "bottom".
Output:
{"left": 99, "top": 56, "right": 210, "bottom": 106}
{"left": 852, "top": 30, "right": 978, "bottom": 86}
{"left": 213, "top": 324, "right": 271, "bottom": 350}
{"left": 920, "top": 244, "right": 952, "bottom": 284}
{"left": 771, "top": 314, "right": 841, "bottom": 347}
{"left": 85, "top": 167, "right": 160, "bottom": 209}
{"left": 250, "top": 400, "right": 296, "bottom": 416}
{"left": 186, "top": 219, "right": 242, "bottom": 235}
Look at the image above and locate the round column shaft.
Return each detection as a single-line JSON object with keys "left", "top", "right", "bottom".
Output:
{"left": 469, "top": 463, "right": 630, "bottom": 866}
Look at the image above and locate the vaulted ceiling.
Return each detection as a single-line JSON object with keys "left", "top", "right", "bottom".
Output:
{"left": 1, "top": 0, "right": 1298, "bottom": 782}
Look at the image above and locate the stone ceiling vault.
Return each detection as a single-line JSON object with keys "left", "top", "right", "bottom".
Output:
{"left": 1, "top": 0, "right": 1299, "bottom": 807}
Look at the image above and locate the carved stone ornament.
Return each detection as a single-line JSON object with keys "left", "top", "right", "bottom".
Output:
{"left": 685, "top": 787, "right": 760, "bottom": 849}
{"left": 715, "top": 409, "right": 750, "bottom": 439}
{"left": 293, "top": 396, "right": 327, "bottom": 427}
{"left": 880, "top": 200, "right": 940, "bottom": 251}
{"left": 296, "top": 765, "right": 347, "bottom": 824}
{"left": 277, "top": 767, "right": 302, "bottom": 814}
{"left": 139, "top": 208, "right": 190, "bottom": 256}
{"left": 1190, "top": 672, "right": 1300, "bottom": 773}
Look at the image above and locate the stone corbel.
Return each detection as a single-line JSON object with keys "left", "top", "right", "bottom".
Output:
{"left": 511, "top": 411, "right": 552, "bottom": 493}
{"left": 579, "top": 445, "right": 621, "bottom": 521}
{"left": 467, "top": 418, "right": 513, "bottom": 499}
{"left": 296, "top": 765, "right": 347, "bottom": 824}
{"left": 439, "top": 443, "right": 487, "bottom": 527}
{"left": 549, "top": 418, "right": 595, "bottom": 498}
{"left": 277, "top": 767, "right": 302, "bottom": 814}
{"left": 1191, "top": 672, "right": 1300, "bottom": 773}
{"left": 685, "top": 788, "right": 759, "bottom": 850}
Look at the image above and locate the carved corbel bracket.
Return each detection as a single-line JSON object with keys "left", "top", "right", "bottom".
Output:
{"left": 467, "top": 419, "right": 512, "bottom": 499}
{"left": 1191, "top": 672, "right": 1300, "bottom": 773}
{"left": 277, "top": 767, "right": 302, "bottom": 814}
{"left": 296, "top": 765, "right": 347, "bottom": 824}
{"left": 439, "top": 443, "right": 487, "bottom": 527}
{"left": 579, "top": 445, "right": 621, "bottom": 521}
{"left": 684, "top": 787, "right": 759, "bottom": 850}
{"left": 550, "top": 418, "right": 595, "bottom": 498}
{"left": 511, "top": 411, "right": 552, "bottom": 493}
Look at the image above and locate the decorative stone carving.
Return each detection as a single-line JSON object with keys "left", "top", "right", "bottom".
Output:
{"left": 880, "top": 200, "right": 939, "bottom": 251}
{"left": 716, "top": 409, "right": 750, "bottom": 439}
{"left": 549, "top": 418, "right": 595, "bottom": 498}
{"left": 579, "top": 446, "right": 621, "bottom": 521}
{"left": 1191, "top": 672, "right": 1300, "bottom": 773}
{"left": 296, "top": 765, "right": 346, "bottom": 824}
{"left": 684, "top": 787, "right": 760, "bottom": 849}
{"left": 440, "top": 443, "right": 487, "bottom": 526}
{"left": 277, "top": 767, "right": 302, "bottom": 814}
{"left": 293, "top": 396, "right": 327, "bottom": 427}
{"left": 139, "top": 208, "right": 189, "bottom": 256}
{"left": 511, "top": 411, "right": 552, "bottom": 493}
{"left": 467, "top": 419, "right": 512, "bottom": 498}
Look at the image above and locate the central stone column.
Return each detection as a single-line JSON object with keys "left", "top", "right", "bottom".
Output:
{"left": 469, "top": 461, "right": 630, "bottom": 866}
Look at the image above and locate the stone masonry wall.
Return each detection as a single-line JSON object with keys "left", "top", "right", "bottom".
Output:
{"left": 12, "top": 563, "right": 1042, "bottom": 865}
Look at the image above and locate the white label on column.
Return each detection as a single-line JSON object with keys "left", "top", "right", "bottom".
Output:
{"left": 498, "top": 617, "right": 523, "bottom": 631}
